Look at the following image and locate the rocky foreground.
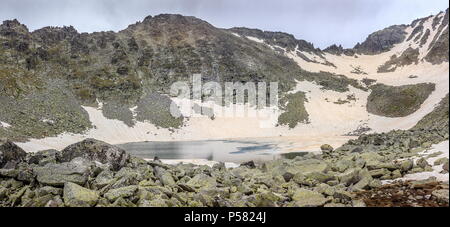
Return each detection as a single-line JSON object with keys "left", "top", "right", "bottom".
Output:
{"left": 0, "top": 133, "right": 449, "bottom": 207}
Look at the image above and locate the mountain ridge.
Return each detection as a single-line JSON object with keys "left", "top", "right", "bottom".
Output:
{"left": 0, "top": 9, "right": 448, "bottom": 147}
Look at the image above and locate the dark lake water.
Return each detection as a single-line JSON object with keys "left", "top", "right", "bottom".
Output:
{"left": 117, "top": 140, "right": 289, "bottom": 163}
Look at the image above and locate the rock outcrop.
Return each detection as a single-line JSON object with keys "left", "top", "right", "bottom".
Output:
{"left": 59, "top": 139, "right": 130, "bottom": 171}
{"left": 0, "top": 129, "right": 448, "bottom": 207}
{"left": 0, "top": 138, "right": 27, "bottom": 169}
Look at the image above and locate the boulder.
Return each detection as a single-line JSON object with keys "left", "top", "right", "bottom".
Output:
{"left": 0, "top": 187, "right": 8, "bottom": 200}
{"left": 0, "top": 168, "right": 19, "bottom": 178}
{"left": 63, "top": 182, "right": 99, "bottom": 207}
{"left": 416, "top": 158, "right": 430, "bottom": 169}
{"left": 24, "top": 194, "right": 54, "bottom": 207}
{"left": 0, "top": 139, "right": 27, "bottom": 169}
{"left": 154, "top": 166, "right": 176, "bottom": 186}
{"left": 288, "top": 159, "right": 329, "bottom": 175}
{"left": 282, "top": 172, "right": 294, "bottom": 182}
{"left": 263, "top": 159, "right": 329, "bottom": 177}
{"left": 59, "top": 139, "right": 130, "bottom": 171}
{"left": 400, "top": 160, "right": 414, "bottom": 172}
{"left": 333, "top": 159, "right": 354, "bottom": 173}
{"left": 410, "top": 177, "right": 438, "bottom": 189}
{"left": 291, "top": 188, "right": 329, "bottom": 207}
{"left": 352, "top": 170, "right": 373, "bottom": 191}
{"left": 442, "top": 161, "right": 449, "bottom": 173}
{"left": 369, "top": 168, "right": 391, "bottom": 178}
{"left": 434, "top": 158, "right": 449, "bottom": 166}
{"left": 333, "top": 190, "right": 354, "bottom": 202}
{"left": 34, "top": 158, "right": 93, "bottom": 187}
{"left": 104, "top": 185, "right": 138, "bottom": 202}
{"left": 240, "top": 161, "right": 256, "bottom": 169}
{"left": 254, "top": 190, "right": 283, "bottom": 207}
{"left": 432, "top": 189, "right": 449, "bottom": 203}
{"left": 352, "top": 200, "right": 367, "bottom": 207}
{"left": 351, "top": 147, "right": 364, "bottom": 153}
{"left": 315, "top": 183, "right": 336, "bottom": 196}
{"left": 45, "top": 195, "right": 64, "bottom": 207}
{"left": 37, "top": 186, "right": 63, "bottom": 197}
{"left": 324, "top": 203, "right": 347, "bottom": 207}
{"left": 391, "top": 169, "right": 402, "bottom": 179}
{"left": 186, "top": 173, "right": 217, "bottom": 189}
{"left": 305, "top": 172, "right": 336, "bottom": 184}
{"left": 93, "top": 169, "right": 115, "bottom": 189}
{"left": 368, "top": 179, "right": 382, "bottom": 188}
{"left": 293, "top": 174, "right": 318, "bottom": 187}
{"left": 27, "top": 149, "right": 59, "bottom": 166}
{"left": 338, "top": 168, "right": 361, "bottom": 186}
{"left": 320, "top": 144, "right": 334, "bottom": 154}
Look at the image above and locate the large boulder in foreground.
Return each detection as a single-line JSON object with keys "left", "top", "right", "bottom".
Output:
{"left": 34, "top": 157, "right": 93, "bottom": 187}
{"left": 290, "top": 188, "right": 329, "bottom": 207}
{"left": 58, "top": 139, "right": 130, "bottom": 171}
{"left": 63, "top": 182, "right": 99, "bottom": 207}
{"left": 0, "top": 138, "right": 27, "bottom": 169}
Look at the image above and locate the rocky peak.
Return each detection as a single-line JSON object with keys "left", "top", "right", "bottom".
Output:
{"left": 123, "top": 14, "right": 218, "bottom": 44}
{"left": 136, "top": 13, "right": 215, "bottom": 31}
{"left": 354, "top": 25, "right": 408, "bottom": 55}
{"left": 323, "top": 44, "right": 344, "bottom": 55}
{"left": 32, "top": 26, "right": 80, "bottom": 45}
{"left": 0, "top": 19, "right": 29, "bottom": 37}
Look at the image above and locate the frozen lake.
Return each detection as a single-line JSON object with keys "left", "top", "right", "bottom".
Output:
{"left": 118, "top": 140, "right": 290, "bottom": 163}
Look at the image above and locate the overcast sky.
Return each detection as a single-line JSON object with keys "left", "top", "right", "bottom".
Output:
{"left": 1, "top": 0, "right": 448, "bottom": 48}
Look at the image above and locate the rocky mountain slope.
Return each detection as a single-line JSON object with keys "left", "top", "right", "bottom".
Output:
{"left": 0, "top": 9, "right": 449, "bottom": 208}
{"left": 0, "top": 9, "right": 448, "bottom": 153}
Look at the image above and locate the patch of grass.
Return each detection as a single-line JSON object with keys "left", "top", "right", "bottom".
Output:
{"left": 367, "top": 83, "right": 436, "bottom": 117}
{"left": 413, "top": 94, "right": 449, "bottom": 131}
{"left": 278, "top": 92, "right": 309, "bottom": 128}
{"left": 377, "top": 48, "right": 420, "bottom": 73}
{"left": 135, "top": 93, "right": 184, "bottom": 129}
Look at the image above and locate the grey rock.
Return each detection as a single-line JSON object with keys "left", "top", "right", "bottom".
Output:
{"left": 0, "top": 187, "right": 8, "bottom": 200}
{"left": 63, "top": 182, "right": 99, "bottom": 207}
{"left": 240, "top": 161, "right": 256, "bottom": 169}
{"left": 37, "top": 186, "right": 63, "bottom": 197}
{"left": 104, "top": 185, "right": 138, "bottom": 202}
{"left": 320, "top": 144, "right": 334, "bottom": 154}
{"left": 59, "top": 139, "right": 130, "bottom": 171}
{"left": 400, "top": 160, "right": 414, "bottom": 172}
{"left": 338, "top": 168, "right": 361, "bottom": 186}
{"left": 154, "top": 166, "right": 176, "bottom": 186}
{"left": 434, "top": 158, "right": 449, "bottom": 166}
{"left": 443, "top": 161, "right": 449, "bottom": 173}
{"left": 34, "top": 158, "right": 93, "bottom": 187}
{"left": 416, "top": 158, "right": 430, "bottom": 169}
{"left": 291, "top": 188, "right": 329, "bottom": 207}
{"left": 93, "top": 169, "right": 115, "bottom": 189}
{"left": 0, "top": 139, "right": 27, "bottom": 169}
{"left": 432, "top": 189, "right": 449, "bottom": 203}
{"left": 369, "top": 168, "right": 391, "bottom": 178}
{"left": 186, "top": 173, "right": 217, "bottom": 189}
{"left": 352, "top": 200, "right": 367, "bottom": 207}
{"left": 333, "top": 190, "right": 354, "bottom": 202}
{"left": 27, "top": 149, "right": 60, "bottom": 166}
